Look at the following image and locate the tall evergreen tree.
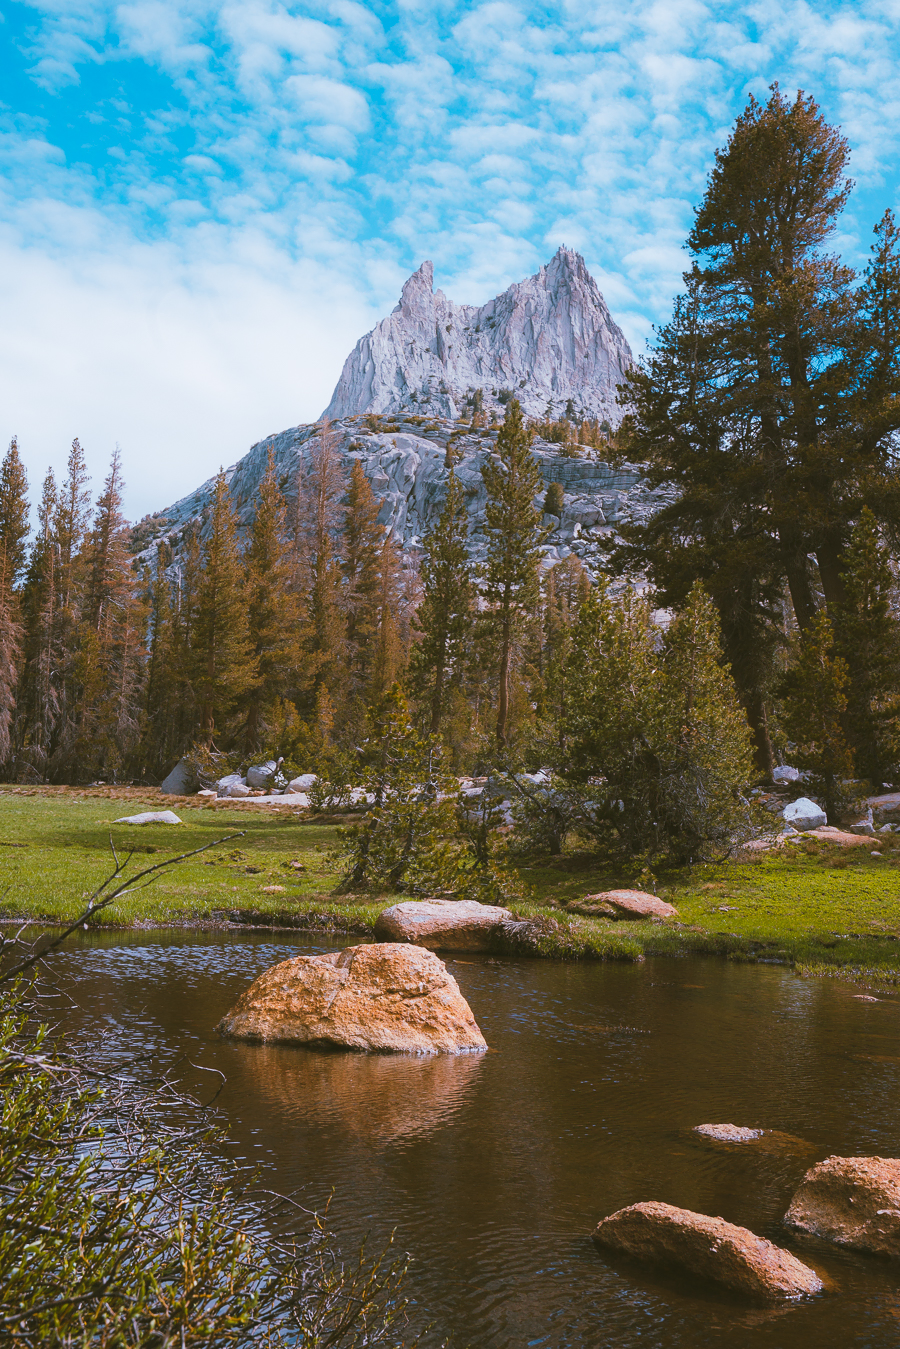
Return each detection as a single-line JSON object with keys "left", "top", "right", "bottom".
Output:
{"left": 832, "top": 508, "right": 900, "bottom": 782}
{"left": 342, "top": 459, "right": 384, "bottom": 701}
{"left": 292, "top": 424, "right": 345, "bottom": 716}
{"left": 409, "top": 471, "right": 475, "bottom": 734}
{"left": 0, "top": 554, "right": 22, "bottom": 766}
{"left": 0, "top": 438, "right": 30, "bottom": 587}
{"left": 244, "top": 449, "right": 298, "bottom": 750}
{"left": 615, "top": 86, "right": 900, "bottom": 769}
{"left": 481, "top": 398, "right": 545, "bottom": 748}
{"left": 19, "top": 469, "right": 60, "bottom": 772}
{"left": 192, "top": 473, "right": 257, "bottom": 740}
{"left": 780, "top": 611, "right": 855, "bottom": 822}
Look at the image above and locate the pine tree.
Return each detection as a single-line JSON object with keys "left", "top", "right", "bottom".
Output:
{"left": 780, "top": 611, "right": 855, "bottom": 822}
{"left": 342, "top": 459, "right": 384, "bottom": 702}
{"left": 654, "top": 583, "right": 756, "bottom": 859}
{"left": 0, "top": 438, "right": 30, "bottom": 588}
{"left": 832, "top": 508, "right": 900, "bottom": 783}
{"left": 59, "top": 450, "right": 147, "bottom": 780}
{"left": 409, "top": 471, "right": 475, "bottom": 734}
{"left": 19, "top": 469, "right": 60, "bottom": 774}
{"left": 292, "top": 424, "right": 345, "bottom": 717}
{"left": 481, "top": 398, "right": 545, "bottom": 748}
{"left": 368, "top": 535, "right": 405, "bottom": 708}
{"left": 0, "top": 555, "right": 22, "bottom": 766}
{"left": 191, "top": 473, "right": 257, "bottom": 740}
{"left": 244, "top": 449, "right": 299, "bottom": 750}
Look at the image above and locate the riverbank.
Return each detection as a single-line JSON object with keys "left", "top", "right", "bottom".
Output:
{"left": 2, "top": 785, "right": 899, "bottom": 988}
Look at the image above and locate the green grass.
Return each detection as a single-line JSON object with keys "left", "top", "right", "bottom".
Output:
{"left": 2, "top": 787, "right": 900, "bottom": 986}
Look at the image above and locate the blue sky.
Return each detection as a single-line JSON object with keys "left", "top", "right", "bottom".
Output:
{"left": 2, "top": 0, "right": 899, "bottom": 520}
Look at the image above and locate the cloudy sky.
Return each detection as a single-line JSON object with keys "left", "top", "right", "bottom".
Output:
{"left": 2, "top": 0, "right": 899, "bottom": 521}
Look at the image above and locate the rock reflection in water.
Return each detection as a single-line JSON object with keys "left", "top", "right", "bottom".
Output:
{"left": 228, "top": 1040, "right": 485, "bottom": 1144}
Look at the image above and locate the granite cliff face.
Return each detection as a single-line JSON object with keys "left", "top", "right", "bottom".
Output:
{"left": 322, "top": 247, "right": 632, "bottom": 423}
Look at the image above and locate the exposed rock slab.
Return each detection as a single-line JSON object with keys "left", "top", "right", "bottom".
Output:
{"left": 374, "top": 899, "right": 512, "bottom": 951}
{"left": 322, "top": 248, "right": 632, "bottom": 424}
{"left": 567, "top": 890, "right": 678, "bottom": 921}
{"left": 216, "top": 943, "right": 488, "bottom": 1055}
{"left": 787, "top": 826, "right": 876, "bottom": 849}
{"left": 592, "top": 1201, "right": 822, "bottom": 1301}
{"left": 785, "top": 1156, "right": 900, "bottom": 1257}
{"left": 113, "top": 811, "right": 182, "bottom": 825}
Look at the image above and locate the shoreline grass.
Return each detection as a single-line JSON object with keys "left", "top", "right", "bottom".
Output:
{"left": 2, "top": 785, "right": 899, "bottom": 990}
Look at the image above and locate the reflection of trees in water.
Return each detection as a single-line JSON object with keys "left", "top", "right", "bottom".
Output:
{"left": 235, "top": 1043, "right": 486, "bottom": 1143}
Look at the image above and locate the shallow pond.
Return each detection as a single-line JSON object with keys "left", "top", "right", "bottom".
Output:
{"left": 50, "top": 931, "right": 900, "bottom": 1348}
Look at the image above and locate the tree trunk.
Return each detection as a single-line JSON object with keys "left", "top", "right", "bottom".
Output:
{"left": 496, "top": 611, "right": 511, "bottom": 749}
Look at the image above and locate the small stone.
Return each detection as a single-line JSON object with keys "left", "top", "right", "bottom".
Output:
{"left": 261, "top": 885, "right": 285, "bottom": 894}
{"left": 592, "top": 1201, "right": 822, "bottom": 1301}
{"left": 772, "top": 765, "right": 800, "bottom": 783}
{"left": 113, "top": 811, "right": 182, "bottom": 825}
{"left": 227, "top": 782, "right": 251, "bottom": 798}
{"left": 785, "top": 1156, "right": 900, "bottom": 1258}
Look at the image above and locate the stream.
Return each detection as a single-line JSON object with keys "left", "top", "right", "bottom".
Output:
{"left": 49, "top": 930, "right": 900, "bottom": 1348}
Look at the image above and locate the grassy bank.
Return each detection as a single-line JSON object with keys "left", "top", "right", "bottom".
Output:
{"left": 2, "top": 786, "right": 900, "bottom": 987}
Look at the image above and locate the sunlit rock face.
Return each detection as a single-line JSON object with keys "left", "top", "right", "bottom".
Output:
{"left": 321, "top": 248, "right": 633, "bottom": 424}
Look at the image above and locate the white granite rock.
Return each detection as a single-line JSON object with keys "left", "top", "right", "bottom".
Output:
{"left": 159, "top": 759, "right": 197, "bottom": 795}
{"left": 246, "top": 761, "right": 278, "bottom": 788}
{"left": 783, "top": 797, "right": 827, "bottom": 831}
{"left": 114, "top": 811, "right": 183, "bottom": 825}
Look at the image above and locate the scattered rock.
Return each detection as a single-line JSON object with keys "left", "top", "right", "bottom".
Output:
{"left": 159, "top": 759, "right": 197, "bottom": 795}
{"left": 227, "top": 782, "right": 251, "bottom": 798}
{"left": 246, "top": 761, "right": 278, "bottom": 789}
{"left": 287, "top": 773, "right": 317, "bottom": 792}
{"left": 787, "top": 826, "right": 876, "bottom": 849}
{"left": 693, "top": 1124, "right": 764, "bottom": 1143}
{"left": 113, "top": 811, "right": 182, "bottom": 825}
{"left": 217, "top": 773, "right": 244, "bottom": 796}
{"left": 374, "top": 899, "right": 512, "bottom": 951}
{"left": 567, "top": 890, "right": 679, "bottom": 921}
{"left": 197, "top": 789, "right": 217, "bottom": 799}
{"left": 772, "top": 765, "right": 800, "bottom": 783}
{"left": 785, "top": 1156, "right": 900, "bottom": 1257}
{"left": 260, "top": 885, "right": 285, "bottom": 895}
{"left": 592, "top": 1201, "right": 822, "bottom": 1301}
{"left": 217, "top": 943, "right": 488, "bottom": 1054}
{"left": 783, "top": 797, "right": 827, "bottom": 831}
{"left": 868, "top": 791, "right": 900, "bottom": 824}
{"left": 849, "top": 808, "right": 876, "bottom": 836}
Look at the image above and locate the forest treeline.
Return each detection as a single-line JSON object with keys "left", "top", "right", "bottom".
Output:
{"left": 1, "top": 87, "right": 900, "bottom": 862}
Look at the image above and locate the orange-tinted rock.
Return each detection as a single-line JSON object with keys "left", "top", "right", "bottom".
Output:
{"left": 785, "top": 1156, "right": 900, "bottom": 1257}
{"left": 217, "top": 943, "right": 488, "bottom": 1055}
{"left": 569, "top": 889, "right": 679, "bottom": 921}
{"left": 374, "top": 899, "right": 511, "bottom": 951}
{"left": 592, "top": 1201, "right": 822, "bottom": 1301}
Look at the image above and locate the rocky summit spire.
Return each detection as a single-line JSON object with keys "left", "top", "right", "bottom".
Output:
{"left": 321, "top": 247, "right": 633, "bottom": 423}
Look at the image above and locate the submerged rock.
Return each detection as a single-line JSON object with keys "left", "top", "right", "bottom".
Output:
{"left": 567, "top": 890, "right": 678, "bottom": 921}
{"left": 374, "top": 899, "right": 512, "bottom": 951}
{"left": 217, "top": 943, "right": 488, "bottom": 1055}
{"left": 113, "top": 811, "right": 182, "bottom": 825}
{"left": 592, "top": 1201, "right": 823, "bottom": 1301}
{"left": 785, "top": 1156, "right": 900, "bottom": 1258}
{"left": 693, "top": 1124, "right": 764, "bottom": 1143}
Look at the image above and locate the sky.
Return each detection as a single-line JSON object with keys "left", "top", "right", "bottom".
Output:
{"left": 3, "top": 0, "right": 900, "bottom": 522}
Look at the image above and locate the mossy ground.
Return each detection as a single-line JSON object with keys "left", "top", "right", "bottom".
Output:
{"left": 2, "top": 786, "right": 900, "bottom": 987}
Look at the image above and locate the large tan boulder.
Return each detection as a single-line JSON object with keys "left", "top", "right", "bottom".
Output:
{"left": 374, "top": 898, "right": 511, "bottom": 951}
{"left": 568, "top": 889, "right": 678, "bottom": 921}
{"left": 784, "top": 1156, "right": 900, "bottom": 1257}
{"left": 592, "top": 1201, "right": 822, "bottom": 1301}
{"left": 216, "top": 942, "right": 487, "bottom": 1055}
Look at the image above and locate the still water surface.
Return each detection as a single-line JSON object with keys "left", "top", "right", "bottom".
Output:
{"left": 53, "top": 932, "right": 900, "bottom": 1348}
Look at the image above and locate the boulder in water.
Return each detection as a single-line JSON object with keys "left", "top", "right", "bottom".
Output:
{"left": 693, "top": 1123, "right": 764, "bottom": 1143}
{"left": 217, "top": 943, "right": 488, "bottom": 1055}
{"left": 592, "top": 1201, "right": 822, "bottom": 1301}
{"left": 785, "top": 1156, "right": 900, "bottom": 1258}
